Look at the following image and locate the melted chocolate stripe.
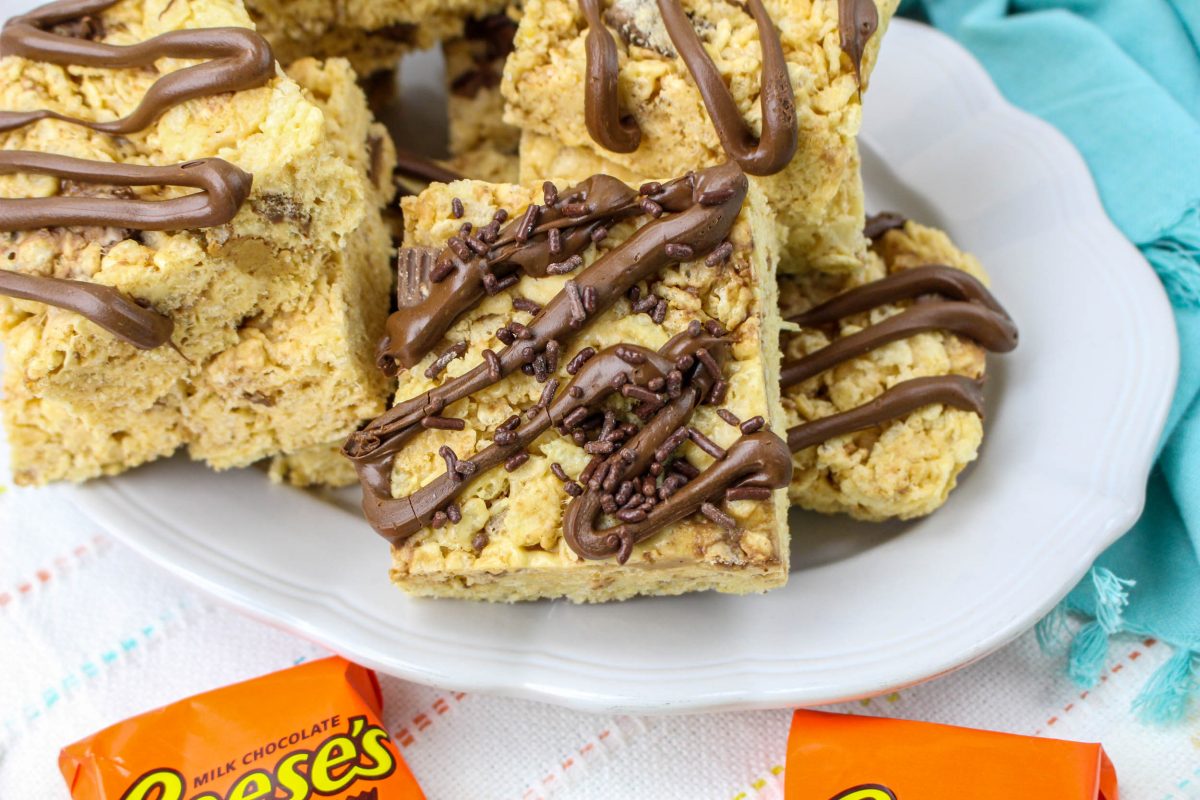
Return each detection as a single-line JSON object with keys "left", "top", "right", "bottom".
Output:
{"left": 579, "top": 0, "right": 797, "bottom": 175}
{"left": 788, "top": 265, "right": 1009, "bottom": 328}
{"left": 655, "top": 0, "right": 796, "bottom": 176}
{"left": 0, "top": 0, "right": 274, "bottom": 135}
{"left": 377, "top": 172, "right": 645, "bottom": 373}
{"left": 582, "top": 0, "right": 640, "bottom": 153}
{"left": 357, "top": 163, "right": 745, "bottom": 442}
{"left": 361, "top": 332, "right": 721, "bottom": 542}
{"left": 0, "top": 151, "right": 252, "bottom": 231}
{"left": 837, "top": 0, "right": 879, "bottom": 87}
{"left": 0, "top": 269, "right": 172, "bottom": 348}
{"left": 394, "top": 149, "right": 464, "bottom": 185}
{"left": 781, "top": 300, "right": 1017, "bottom": 389}
{"left": 786, "top": 375, "right": 984, "bottom": 452}
{"left": 565, "top": 431, "right": 791, "bottom": 561}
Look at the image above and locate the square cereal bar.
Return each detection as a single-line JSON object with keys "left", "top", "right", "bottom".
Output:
{"left": 343, "top": 162, "right": 793, "bottom": 601}
{"left": 0, "top": 0, "right": 395, "bottom": 485}
{"left": 503, "top": 0, "right": 899, "bottom": 272}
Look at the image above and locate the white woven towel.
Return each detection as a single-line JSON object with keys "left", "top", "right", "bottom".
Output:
{"left": 0, "top": 421, "right": 1195, "bottom": 799}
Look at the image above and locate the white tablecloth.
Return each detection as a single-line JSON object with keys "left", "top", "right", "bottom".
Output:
{"left": 1, "top": 433, "right": 1196, "bottom": 800}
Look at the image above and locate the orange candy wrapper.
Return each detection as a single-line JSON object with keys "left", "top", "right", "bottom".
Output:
{"left": 785, "top": 710, "right": 1117, "bottom": 800}
{"left": 59, "top": 657, "right": 424, "bottom": 800}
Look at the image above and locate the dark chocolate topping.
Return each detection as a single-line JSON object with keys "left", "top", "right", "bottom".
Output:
{"left": 787, "top": 265, "right": 1010, "bottom": 328}
{"left": 780, "top": 299, "right": 1017, "bottom": 389}
{"left": 581, "top": 0, "right": 641, "bottom": 153}
{"left": 562, "top": 330, "right": 790, "bottom": 562}
{"left": 579, "top": 0, "right": 797, "bottom": 175}
{"left": 863, "top": 211, "right": 907, "bottom": 241}
{"left": 655, "top": 0, "right": 796, "bottom": 176}
{"left": 786, "top": 375, "right": 984, "bottom": 452}
{"left": 837, "top": 0, "right": 879, "bottom": 87}
{"left": 0, "top": 269, "right": 172, "bottom": 348}
{"left": 0, "top": 0, "right": 270, "bottom": 348}
{"left": 393, "top": 149, "right": 465, "bottom": 185}
{"left": 0, "top": 151, "right": 252, "bottom": 231}
{"left": 376, "top": 163, "right": 732, "bottom": 374}
{"left": 781, "top": 260, "right": 1017, "bottom": 453}
{"left": 346, "top": 162, "right": 788, "bottom": 556}
{"left": 0, "top": 0, "right": 274, "bottom": 135}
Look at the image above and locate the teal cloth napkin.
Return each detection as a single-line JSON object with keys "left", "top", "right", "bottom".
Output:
{"left": 897, "top": 0, "right": 1200, "bottom": 721}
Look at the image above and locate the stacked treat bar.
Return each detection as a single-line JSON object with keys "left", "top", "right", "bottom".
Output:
{"left": 0, "top": 0, "right": 1016, "bottom": 602}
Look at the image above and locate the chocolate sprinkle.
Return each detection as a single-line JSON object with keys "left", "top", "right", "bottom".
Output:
{"left": 717, "top": 409, "right": 741, "bottom": 427}
{"left": 687, "top": 427, "right": 727, "bottom": 459}
{"left": 512, "top": 296, "right": 542, "bottom": 314}
{"left": 424, "top": 341, "right": 468, "bottom": 379}
{"left": 705, "top": 241, "right": 734, "bottom": 267}
{"left": 725, "top": 486, "right": 772, "bottom": 502}
{"left": 422, "top": 415, "right": 466, "bottom": 431}
{"left": 700, "top": 502, "right": 737, "bottom": 530}
{"left": 739, "top": 416, "right": 765, "bottom": 434}
{"left": 664, "top": 243, "right": 695, "bottom": 260}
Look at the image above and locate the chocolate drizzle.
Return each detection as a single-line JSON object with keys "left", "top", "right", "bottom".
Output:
{"left": 0, "top": 0, "right": 275, "bottom": 135}
{"left": 863, "top": 211, "right": 907, "bottom": 242}
{"left": 0, "top": 269, "right": 172, "bottom": 348}
{"left": 580, "top": 0, "right": 797, "bottom": 175}
{"left": 781, "top": 264, "right": 1018, "bottom": 452}
{"left": 393, "top": 149, "right": 464, "bottom": 186}
{"left": 837, "top": 0, "right": 879, "bottom": 86}
{"left": 562, "top": 331, "right": 791, "bottom": 562}
{"left": 377, "top": 171, "right": 643, "bottom": 373}
{"left": 0, "top": 0, "right": 267, "bottom": 348}
{"left": 779, "top": 297, "right": 1017, "bottom": 388}
{"left": 786, "top": 375, "right": 984, "bottom": 452}
{"left": 654, "top": 0, "right": 796, "bottom": 175}
{"left": 582, "top": 0, "right": 641, "bottom": 153}
{"left": 0, "top": 151, "right": 252, "bottom": 231}
{"left": 347, "top": 162, "right": 793, "bottom": 557}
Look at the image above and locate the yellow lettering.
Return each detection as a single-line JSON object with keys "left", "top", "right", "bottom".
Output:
{"left": 830, "top": 786, "right": 897, "bottom": 800}
{"left": 355, "top": 724, "right": 397, "bottom": 779}
{"left": 225, "top": 770, "right": 274, "bottom": 800}
{"left": 118, "top": 769, "right": 186, "bottom": 800}
{"left": 275, "top": 752, "right": 312, "bottom": 800}
{"left": 309, "top": 736, "right": 357, "bottom": 794}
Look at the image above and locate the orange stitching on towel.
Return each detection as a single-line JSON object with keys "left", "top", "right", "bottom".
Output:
{"left": 1032, "top": 640, "right": 1161, "bottom": 734}
{"left": 0, "top": 534, "right": 108, "bottom": 609}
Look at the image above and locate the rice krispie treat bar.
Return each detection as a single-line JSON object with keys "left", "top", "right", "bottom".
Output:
{"left": 503, "top": 0, "right": 898, "bottom": 272}
{"left": 0, "top": 0, "right": 395, "bottom": 485}
{"left": 343, "top": 162, "right": 793, "bottom": 602}
{"left": 244, "top": 0, "right": 508, "bottom": 77}
{"left": 779, "top": 215, "right": 1017, "bottom": 520}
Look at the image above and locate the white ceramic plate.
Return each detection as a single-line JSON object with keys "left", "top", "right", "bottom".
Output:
{"left": 69, "top": 20, "right": 1178, "bottom": 714}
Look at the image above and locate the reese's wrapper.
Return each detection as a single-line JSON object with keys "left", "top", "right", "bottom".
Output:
{"left": 786, "top": 709, "right": 1117, "bottom": 800}
{"left": 59, "top": 656, "right": 424, "bottom": 800}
